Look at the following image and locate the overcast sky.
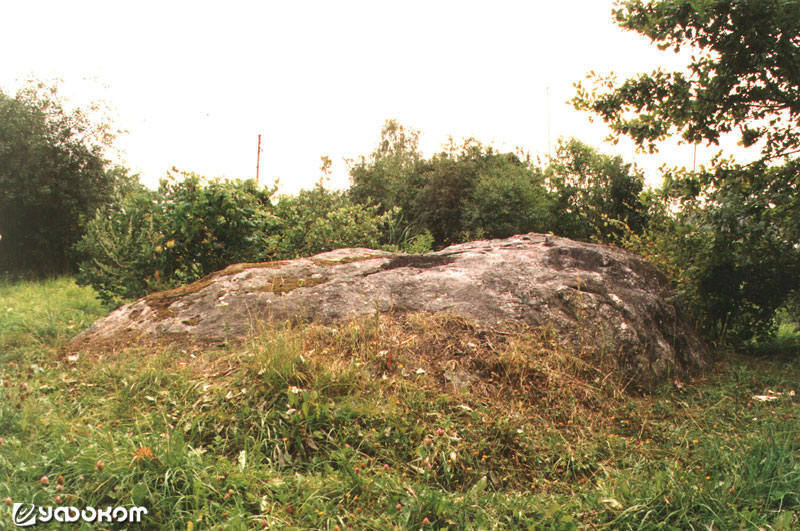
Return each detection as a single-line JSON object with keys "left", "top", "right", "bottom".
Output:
{"left": 1, "top": 0, "right": 750, "bottom": 193}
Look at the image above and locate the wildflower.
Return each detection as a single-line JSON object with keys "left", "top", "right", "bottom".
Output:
{"left": 55, "top": 495, "right": 62, "bottom": 504}
{"left": 95, "top": 460, "right": 104, "bottom": 471}
{"left": 133, "top": 446, "right": 155, "bottom": 462}
{"left": 40, "top": 476, "right": 49, "bottom": 486}
{"left": 422, "top": 517, "right": 431, "bottom": 525}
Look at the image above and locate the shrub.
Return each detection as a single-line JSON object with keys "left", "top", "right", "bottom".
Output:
{"left": 75, "top": 171, "right": 281, "bottom": 306}
{"left": 76, "top": 175, "right": 400, "bottom": 306}
{"left": 271, "top": 183, "right": 398, "bottom": 258}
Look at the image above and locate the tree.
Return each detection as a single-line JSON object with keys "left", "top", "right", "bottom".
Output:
{"left": 544, "top": 138, "right": 649, "bottom": 243}
{"left": 350, "top": 122, "right": 555, "bottom": 248}
{"left": 348, "top": 119, "right": 423, "bottom": 214}
{"left": 573, "top": 0, "right": 800, "bottom": 342}
{"left": 462, "top": 152, "right": 553, "bottom": 240}
{"left": 416, "top": 141, "right": 552, "bottom": 245}
{"left": 0, "top": 81, "right": 129, "bottom": 275}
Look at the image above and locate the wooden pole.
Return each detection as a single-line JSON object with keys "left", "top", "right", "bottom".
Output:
{"left": 256, "top": 134, "right": 262, "bottom": 185}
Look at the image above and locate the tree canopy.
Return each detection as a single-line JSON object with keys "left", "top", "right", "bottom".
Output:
{"left": 0, "top": 81, "right": 130, "bottom": 275}
{"left": 574, "top": 0, "right": 800, "bottom": 160}
{"left": 574, "top": 0, "right": 800, "bottom": 342}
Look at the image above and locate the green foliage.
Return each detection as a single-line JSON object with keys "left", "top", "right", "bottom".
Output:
{"left": 348, "top": 119, "right": 424, "bottom": 217}
{"left": 402, "top": 229, "right": 435, "bottom": 254}
{"left": 573, "top": 0, "right": 800, "bottom": 343}
{"left": 74, "top": 185, "right": 164, "bottom": 306}
{"left": 672, "top": 160, "right": 800, "bottom": 342}
{"left": 462, "top": 159, "right": 551, "bottom": 240}
{"left": 0, "top": 81, "right": 131, "bottom": 275}
{"left": 622, "top": 161, "right": 800, "bottom": 343}
{"left": 574, "top": 0, "right": 800, "bottom": 159}
{"left": 75, "top": 174, "right": 398, "bottom": 306}
{"left": 152, "top": 171, "right": 280, "bottom": 273}
{"left": 75, "top": 171, "right": 281, "bottom": 306}
{"left": 415, "top": 142, "right": 553, "bottom": 246}
{"left": 272, "top": 183, "right": 397, "bottom": 258}
{"left": 544, "top": 138, "right": 649, "bottom": 243}
{"left": 350, "top": 122, "right": 556, "bottom": 248}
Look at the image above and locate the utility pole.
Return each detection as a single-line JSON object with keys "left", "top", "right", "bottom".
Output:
{"left": 256, "top": 134, "right": 262, "bottom": 185}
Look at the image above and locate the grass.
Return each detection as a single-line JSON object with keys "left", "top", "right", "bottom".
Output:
{"left": 1, "top": 278, "right": 799, "bottom": 529}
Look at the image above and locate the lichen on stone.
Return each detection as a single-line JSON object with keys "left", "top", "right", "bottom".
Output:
{"left": 253, "top": 276, "right": 328, "bottom": 294}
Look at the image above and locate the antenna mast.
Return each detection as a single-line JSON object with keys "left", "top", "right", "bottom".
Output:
{"left": 546, "top": 86, "right": 552, "bottom": 160}
{"left": 256, "top": 134, "right": 262, "bottom": 185}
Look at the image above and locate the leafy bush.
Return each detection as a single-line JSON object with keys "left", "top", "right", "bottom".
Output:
{"left": 461, "top": 152, "right": 553, "bottom": 240}
{"left": 544, "top": 138, "right": 649, "bottom": 244}
{"left": 350, "top": 122, "right": 651, "bottom": 249}
{"left": 75, "top": 172, "right": 281, "bottom": 306}
{"left": 350, "top": 124, "right": 557, "bottom": 248}
{"left": 74, "top": 186, "right": 166, "bottom": 306}
{"left": 271, "top": 183, "right": 397, "bottom": 258}
{"left": 76, "top": 174, "right": 401, "bottom": 306}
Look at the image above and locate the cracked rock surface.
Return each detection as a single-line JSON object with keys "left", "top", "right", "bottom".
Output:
{"left": 70, "top": 233, "right": 707, "bottom": 385}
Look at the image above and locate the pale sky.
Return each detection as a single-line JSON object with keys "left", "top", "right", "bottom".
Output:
{"left": 1, "top": 0, "right": 751, "bottom": 193}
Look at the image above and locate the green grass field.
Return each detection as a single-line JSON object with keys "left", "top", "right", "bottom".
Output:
{"left": 1, "top": 278, "right": 799, "bottom": 530}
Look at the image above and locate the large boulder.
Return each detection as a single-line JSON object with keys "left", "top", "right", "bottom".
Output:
{"left": 70, "top": 233, "right": 707, "bottom": 386}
